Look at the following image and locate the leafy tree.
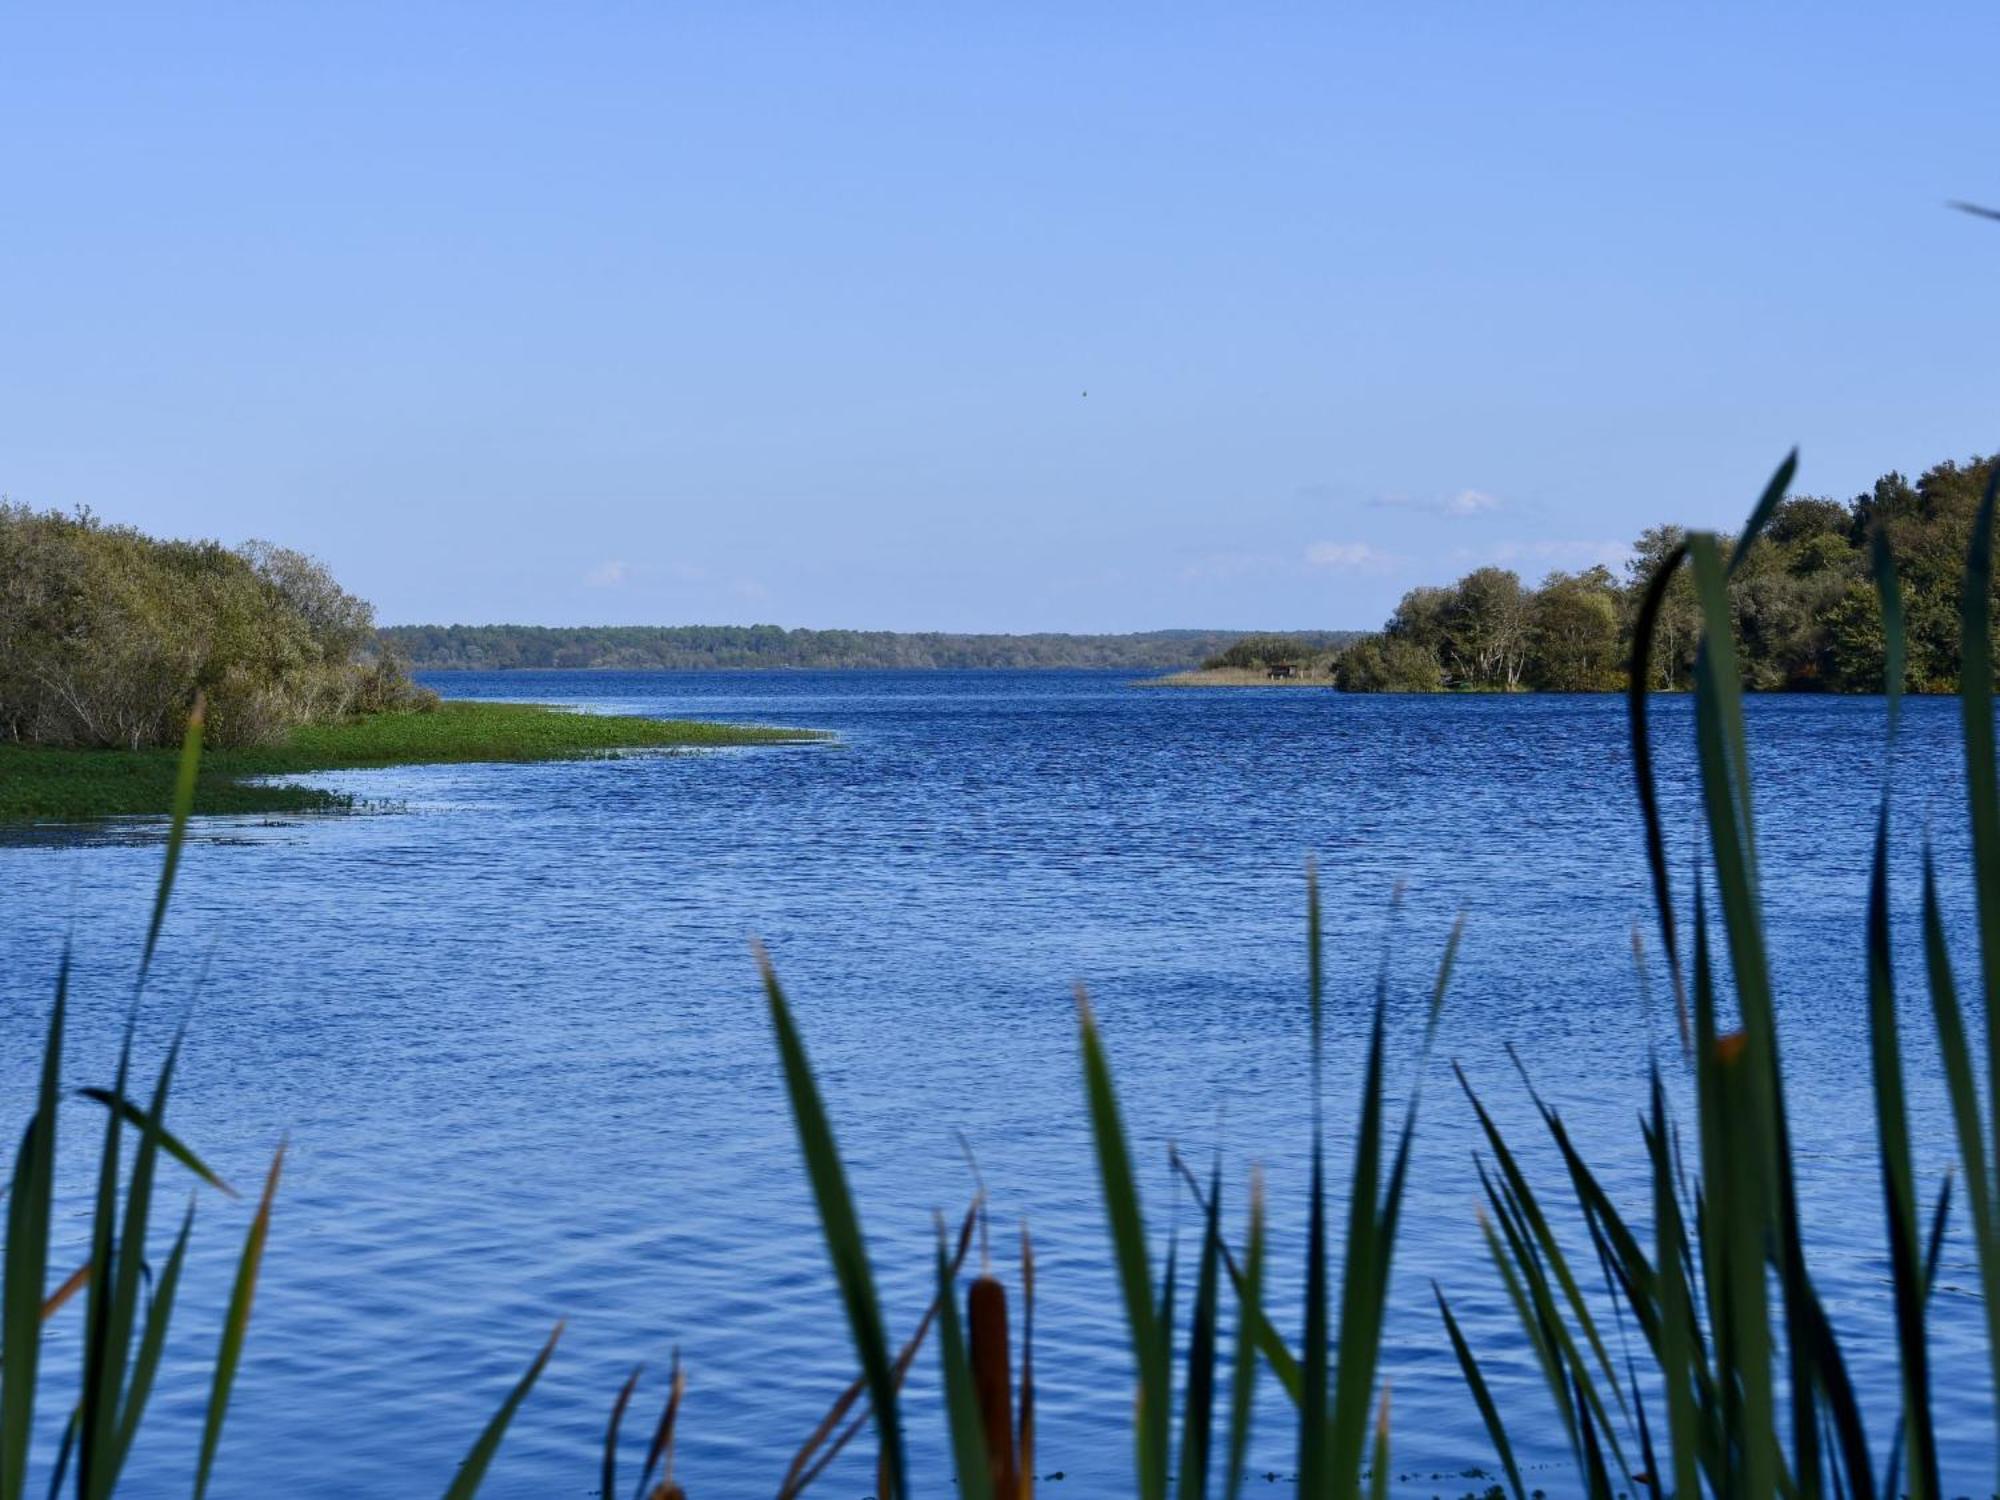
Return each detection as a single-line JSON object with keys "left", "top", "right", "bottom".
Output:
{"left": 0, "top": 506, "right": 430, "bottom": 748}
{"left": 1526, "top": 567, "right": 1622, "bottom": 691}
{"left": 1332, "top": 635, "right": 1444, "bottom": 692}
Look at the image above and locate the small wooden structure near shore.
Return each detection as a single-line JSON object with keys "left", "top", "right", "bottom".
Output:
{"left": 1266, "top": 662, "right": 1301, "bottom": 679}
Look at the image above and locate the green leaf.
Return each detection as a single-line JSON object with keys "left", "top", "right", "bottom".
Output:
{"left": 1076, "top": 990, "right": 1168, "bottom": 1500}
{"left": 1433, "top": 1282, "right": 1524, "bottom": 1500}
{"left": 1223, "top": 1170, "right": 1264, "bottom": 1500}
{"left": 1176, "top": 1160, "right": 1223, "bottom": 1500}
{"left": 74, "top": 1089, "right": 236, "bottom": 1198}
{"left": 759, "top": 947, "right": 905, "bottom": 1499}
{"left": 0, "top": 960, "right": 64, "bottom": 1500}
{"left": 195, "top": 1144, "right": 283, "bottom": 1500}
{"left": 143, "top": 696, "right": 205, "bottom": 986}
{"left": 439, "top": 1322, "right": 561, "bottom": 1500}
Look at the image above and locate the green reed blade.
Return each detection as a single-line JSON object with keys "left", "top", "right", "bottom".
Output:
{"left": 74, "top": 1090, "right": 235, "bottom": 1198}
{"left": 1076, "top": 990, "right": 1167, "bottom": 1500}
{"left": 0, "top": 959, "right": 64, "bottom": 1500}
{"left": 1794, "top": 1273, "right": 1875, "bottom": 1499}
{"left": 112, "top": 1200, "right": 192, "bottom": 1468}
{"left": 78, "top": 1035, "right": 132, "bottom": 1500}
{"left": 634, "top": 1348, "right": 683, "bottom": 1500}
{"left": 1327, "top": 991, "right": 1392, "bottom": 1488}
{"left": 1727, "top": 450, "right": 1799, "bottom": 578}
{"left": 1224, "top": 1169, "right": 1264, "bottom": 1500}
{"left": 1454, "top": 1067, "right": 1628, "bottom": 1431}
{"left": 1866, "top": 802, "right": 1939, "bottom": 1500}
{"left": 1300, "top": 865, "right": 1330, "bottom": 1496}
{"left": 935, "top": 1221, "right": 995, "bottom": 1500}
{"left": 45, "top": 1404, "right": 77, "bottom": 1500}
{"left": 760, "top": 948, "right": 906, "bottom": 1499}
{"left": 1574, "top": 1369, "right": 1614, "bottom": 1500}
{"left": 1367, "top": 1390, "right": 1389, "bottom": 1500}
{"left": 142, "top": 696, "right": 205, "bottom": 987}
{"left": 1628, "top": 536, "right": 1693, "bottom": 1026}
{"left": 1650, "top": 1070, "right": 1700, "bottom": 1500}
{"left": 1433, "top": 1282, "right": 1525, "bottom": 1500}
{"left": 1019, "top": 1220, "right": 1036, "bottom": 1500}
{"left": 440, "top": 1322, "right": 560, "bottom": 1500}
{"left": 87, "top": 1036, "right": 183, "bottom": 1497}
{"left": 601, "top": 1363, "right": 642, "bottom": 1500}
{"left": 1919, "top": 849, "right": 2000, "bottom": 1444}
{"left": 195, "top": 1144, "right": 283, "bottom": 1500}
{"left": 1177, "top": 1160, "right": 1223, "bottom": 1500}
{"left": 1961, "top": 459, "right": 2000, "bottom": 1487}
{"left": 1961, "top": 467, "right": 2000, "bottom": 1162}
{"left": 1477, "top": 1205, "right": 1571, "bottom": 1447}
{"left": 1480, "top": 1157, "right": 1625, "bottom": 1479}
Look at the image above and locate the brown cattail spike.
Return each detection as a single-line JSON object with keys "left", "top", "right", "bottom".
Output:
{"left": 967, "top": 1274, "right": 1018, "bottom": 1496}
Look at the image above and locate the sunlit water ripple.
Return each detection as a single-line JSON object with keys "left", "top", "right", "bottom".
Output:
{"left": 0, "top": 670, "right": 1991, "bottom": 1497}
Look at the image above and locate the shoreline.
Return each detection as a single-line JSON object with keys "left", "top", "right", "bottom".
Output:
{"left": 1146, "top": 667, "right": 1337, "bottom": 688}
{"left": 0, "top": 700, "right": 826, "bottom": 823}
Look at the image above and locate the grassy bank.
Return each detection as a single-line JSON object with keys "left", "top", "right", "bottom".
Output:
{"left": 1148, "top": 666, "right": 1336, "bottom": 687}
{"left": 0, "top": 700, "right": 823, "bottom": 821}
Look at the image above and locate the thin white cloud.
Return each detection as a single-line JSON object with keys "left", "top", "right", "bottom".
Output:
{"left": 1304, "top": 540, "right": 1398, "bottom": 572}
{"left": 1368, "top": 488, "right": 1504, "bottom": 517}
{"left": 585, "top": 560, "right": 631, "bottom": 588}
{"left": 1180, "top": 549, "right": 1285, "bottom": 582}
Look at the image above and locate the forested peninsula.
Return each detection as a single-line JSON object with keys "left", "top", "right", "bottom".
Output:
{"left": 1183, "top": 454, "right": 1999, "bottom": 693}
{"left": 0, "top": 507, "right": 814, "bottom": 819}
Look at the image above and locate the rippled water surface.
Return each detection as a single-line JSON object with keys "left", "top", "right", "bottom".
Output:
{"left": 2, "top": 671, "right": 1992, "bottom": 1496}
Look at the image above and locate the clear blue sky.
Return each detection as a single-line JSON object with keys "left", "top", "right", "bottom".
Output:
{"left": 6, "top": 4, "right": 1999, "bottom": 631}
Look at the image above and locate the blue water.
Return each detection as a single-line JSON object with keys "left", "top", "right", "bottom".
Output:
{"left": 1, "top": 671, "right": 1992, "bottom": 1496}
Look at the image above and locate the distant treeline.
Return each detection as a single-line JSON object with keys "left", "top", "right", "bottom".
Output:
{"left": 1217, "top": 454, "right": 1999, "bottom": 693}
{"left": 381, "top": 624, "right": 1362, "bottom": 671}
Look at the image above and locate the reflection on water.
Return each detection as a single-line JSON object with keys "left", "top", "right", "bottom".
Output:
{"left": 0, "top": 671, "right": 1985, "bottom": 1496}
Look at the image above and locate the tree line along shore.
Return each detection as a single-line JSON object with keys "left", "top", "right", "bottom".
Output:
{"left": 2, "top": 448, "right": 1989, "bottom": 817}
{"left": 1173, "top": 452, "right": 1999, "bottom": 693}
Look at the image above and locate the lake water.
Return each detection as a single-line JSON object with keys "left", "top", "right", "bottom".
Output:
{"left": 1, "top": 671, "right": 1993, "bottom": 1497}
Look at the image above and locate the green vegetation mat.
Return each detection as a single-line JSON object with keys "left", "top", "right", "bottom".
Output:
{"left": 0, "top": 701, "right": 822, "bottom": 821}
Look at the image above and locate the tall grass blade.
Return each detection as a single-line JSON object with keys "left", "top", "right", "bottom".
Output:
{"left": 111, "top": 1201, "right": 192, "bottom": 1468}
{"left": 1177, "top": 1160, "right": 1223, "bottom": 1500}
{"left": 1076, "top": 988, "right": 1167, "bottom": 1500}
{"left": 1628, "top": 536, "right": 1692, "bottom": 1027}
{"left": 758, "top": 946, "right": 906, "bottom": 1499}
{"left": 1866, "top": 802, "right": 1938, "bottom": 1499}
{"left": 1919, "top": 846, "right": 2000, "bottom": 1456}
{"left": 439, "top": 1322, "right": 560, "bottom": 1500}
{"left": 1956, "top": 462, "right": 2000, "bottom": 1480}
{"left": 1432, "top": 1283, "right": 1524, "bottom": 1500}
{"left": 635, "top": 1349, "right": 684, "bottom": 1500}
{"left": 0, "top": 958, "right": 64, "bottom": 1500}
{"left": 602, "top": 1364, "right": 642, "bottom": 1500}
{"left": 73, "top": 1090, "right": 234, "bottom": 1198}
{"left": 1018, "top": 1220, "right": 1035, "bottom": 1500}
{"left": 1223, "top": 1169, "right": 1263, "bottom": 1500}
{"left": 1366, "top": 1390, "right": 1390, "bottom": 1500}
{"left": 194, "top": 1144, "right": 283, "bottom": 1500}
{"left": 143, "top": 695, "right": 204, "bottom": 986}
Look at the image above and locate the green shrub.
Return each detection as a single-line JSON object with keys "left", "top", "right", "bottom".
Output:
{"left": 0, "top": 506, "right": 431, "bottom": 750}
{"left": 1332, "top": 635, "right": 1444, "bottom": 691}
